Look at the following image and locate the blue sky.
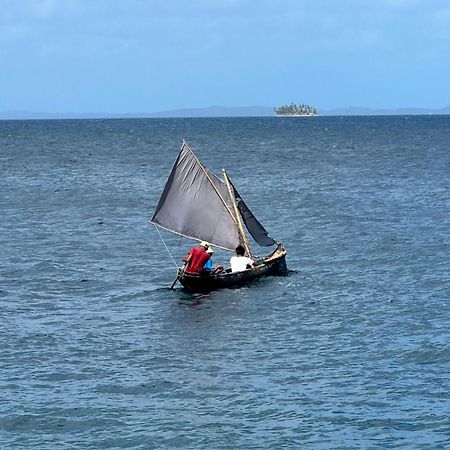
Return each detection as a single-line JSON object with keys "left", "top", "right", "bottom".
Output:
{"left": 1, "top": 0, "right": 450, "bottom": 113}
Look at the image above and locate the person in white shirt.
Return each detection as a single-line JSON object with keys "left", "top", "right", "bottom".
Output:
{"left": 230, "top": 245, "right": 256, "bottom": 272}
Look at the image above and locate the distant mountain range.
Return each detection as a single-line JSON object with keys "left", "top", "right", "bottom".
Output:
{"left": 0, "top": 106, "right": 274, "bottom": 119}
{"left": 1, "top": 105, "right": 450, "bottom": 120}
{"left": 321, "top": 106, "right": 450, "bottom": 116}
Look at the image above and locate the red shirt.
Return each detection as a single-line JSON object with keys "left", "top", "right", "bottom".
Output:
{"left": 186, "top": 246, "right": 210, "bottom": 274}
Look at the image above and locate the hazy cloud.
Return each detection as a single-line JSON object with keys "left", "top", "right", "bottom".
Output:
{"left": 1, "top": 0, "right": 449, "bottom": 111}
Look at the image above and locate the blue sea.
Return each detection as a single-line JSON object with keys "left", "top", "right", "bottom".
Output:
{"left": 1, "top": 116, "right": 449, "bottom": 449}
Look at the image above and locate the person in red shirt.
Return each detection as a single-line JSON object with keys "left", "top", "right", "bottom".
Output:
{"left": 182, "top": 241, "right": 211, "bottom": 274}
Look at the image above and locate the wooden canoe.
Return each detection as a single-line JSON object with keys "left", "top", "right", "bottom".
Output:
{"left": 177, "top": 244, "right": 287, "bottom": 292}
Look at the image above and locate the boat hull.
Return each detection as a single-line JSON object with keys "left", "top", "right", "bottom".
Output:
{"left": 178, "top": 245, "right": 287, "bottom": 292}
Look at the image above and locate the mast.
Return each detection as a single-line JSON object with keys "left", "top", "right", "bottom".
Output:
{"left": 223, "top": 169, "right": 251, "bottom": 257}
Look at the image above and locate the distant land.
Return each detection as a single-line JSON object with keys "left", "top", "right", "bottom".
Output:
{"left": 322, "top": 106, "right": 450, "bottom": 116}
{"left": 1, "top": 105, "right": 450, "bottom": 120}
{"left": 275, "top": 103, "right": 317, "bottom": 116}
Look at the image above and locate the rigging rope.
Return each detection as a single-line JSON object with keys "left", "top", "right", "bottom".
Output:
{"left": 153, "top": 224, "right": 179, "bottom": 268}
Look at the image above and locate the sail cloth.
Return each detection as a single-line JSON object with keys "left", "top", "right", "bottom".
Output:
{"left": 231, "top": 183, "right": 277, "bottom": 247}
{"left": 151, "top": 142, "right": 241, "bottom": 251}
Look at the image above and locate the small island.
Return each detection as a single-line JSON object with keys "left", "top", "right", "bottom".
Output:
{"left": 274, "top": 103, "right": 317, "bottom": 117}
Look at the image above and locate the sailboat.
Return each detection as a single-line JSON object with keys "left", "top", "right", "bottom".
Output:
{"left": 150, "top": 141, "right": 287, "bottom": 291}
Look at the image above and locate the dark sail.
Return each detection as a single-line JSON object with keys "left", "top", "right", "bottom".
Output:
{"left": 151, "top": 142, "right": 241, "bottom": 251}
{"left": 231, "top": 184, "right": 277, "bottom": 247}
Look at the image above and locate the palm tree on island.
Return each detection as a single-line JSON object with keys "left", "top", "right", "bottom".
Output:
{"left": 274, "top": 103, "right": 317, "bottom": 116}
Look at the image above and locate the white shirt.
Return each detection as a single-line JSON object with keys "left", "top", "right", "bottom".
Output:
{"left": 230, "top": 255, "right": 254, "bottom": 272}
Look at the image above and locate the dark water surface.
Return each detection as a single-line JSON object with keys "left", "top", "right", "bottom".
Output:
{"left": 1, "top": 116, "right": 449, "bottom": 449}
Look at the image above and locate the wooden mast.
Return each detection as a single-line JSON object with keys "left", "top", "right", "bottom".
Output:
{"left": 223, "top": 169, "right": 251, "bottom": 257}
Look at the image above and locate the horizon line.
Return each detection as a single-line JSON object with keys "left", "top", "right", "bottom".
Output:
{"left": 1, "top": 104, "right": 449, "bottom": 121}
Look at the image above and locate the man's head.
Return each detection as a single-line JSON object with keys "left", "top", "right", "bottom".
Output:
{"left": 200, "top": 241, "right": 209, "bottom": 250}
{"left": 235, "top": 245, "right": 245, "bottom": 256}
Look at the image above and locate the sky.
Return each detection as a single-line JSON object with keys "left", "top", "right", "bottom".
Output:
{"left": 1, "top": 0, "right": 450, "bottom": 113}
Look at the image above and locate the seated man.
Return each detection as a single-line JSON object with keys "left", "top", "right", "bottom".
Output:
{"left": 183, "top": 241, "right": 211, "bottom": 274}
{"left": 230, "top": 245, "right": 257, "bottom": 272}
{"left": 203, "top": 246, "right": 224, "bottom": 275}
{"left": 203, "top": 246, "right": 214, "bottom": 273}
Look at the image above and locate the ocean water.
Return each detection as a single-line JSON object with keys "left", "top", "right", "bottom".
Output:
{"left": 1, "top": 116, "right": 449, "bottom": 449}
